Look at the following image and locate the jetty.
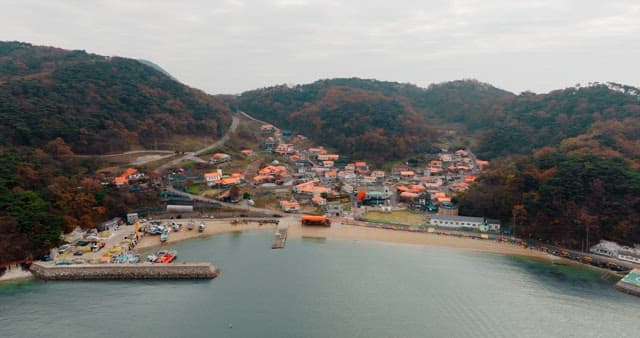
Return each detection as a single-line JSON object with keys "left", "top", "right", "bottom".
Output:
{"left": 30, "top": 262, "right": 218, "bottom": 280}
{"left": 615, "top": 269, "right": 640, "bottom": 297}
{"left": 272, "top": 223, "right": 288, "bottom": 249}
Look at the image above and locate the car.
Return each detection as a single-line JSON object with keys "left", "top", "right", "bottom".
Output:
{"left": 54, "top": 260, "right": 73, "bottom": 266}
{"left": 73, "top": 251, "right": 84, "bottom": 256}
{"left": 72, "top": 259, "right": 86, "bottom": 264}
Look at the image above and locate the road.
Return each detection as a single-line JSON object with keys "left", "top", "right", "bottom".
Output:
{"left": 164, "top": 185, "right": 284, "bottom": 216}
{"left": 154, "top": 115, "right": 240, "bottom": 173}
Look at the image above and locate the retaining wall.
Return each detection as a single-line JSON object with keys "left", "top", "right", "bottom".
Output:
{"left": 30, "top": 262, "right": 218, "bottom": 280}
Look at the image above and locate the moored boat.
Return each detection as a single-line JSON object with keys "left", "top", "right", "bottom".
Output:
{"left": 198, "top": 222, "right": 206, "bottom": 233}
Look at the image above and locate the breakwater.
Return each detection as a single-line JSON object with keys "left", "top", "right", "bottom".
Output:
{"left": 30, "top": 262, "right": 218, "bottom": 280}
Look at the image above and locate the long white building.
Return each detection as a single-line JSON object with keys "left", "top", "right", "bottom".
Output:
{"left": 429, "top": 215, "right": 500, "bottom": 232}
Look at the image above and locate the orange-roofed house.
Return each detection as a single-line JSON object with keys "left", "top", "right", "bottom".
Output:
{"left": 355, "top": 161, "right": 369, "bottom": 175}
{"left": 464, "top": 175, "right": 477, "bottom": 183}
{"left": 308, "top": 147, "right": 327, "bottom": 156}
{"left": 399, "top": 191, "right": 420, "bottom": 200}
{"left": 113, "top": 168, "right": 139, "bottom": 186}
{"left": 312, "top": 196, "right": 327, "bottom": 206}
{"left": 259, "top": 165, "right": 288, "bottom": 177}
{"left": 409, "top": 184, "right": 426, "bottom": 192}
{"left": 216, "top": 177, "right": 241, "bottom": 187}
{"left": 280, "top": 200, "right": 300, "bottom": 213}
{"left": 396, "top": 185, "right": 409, "bottom": 192}
{"left": 325, "top": 170, "right": 338, "bottom": 181}
{"left": 476, "top": 160, "right": 490, "bottom": 169}
{"left": 253, "top": 175, "right": 275, "bottom": 184}
{"left": 400, "top": 171, "right": 415, "bottom": 179}
{"left": 211, "top": 153, "right": 231, "bottom": 164}
{"left": 204, "top": 170, "right": 222, "bottom": 186}
{"left": 318, "top": 154, "right": 340, "bottom": 161}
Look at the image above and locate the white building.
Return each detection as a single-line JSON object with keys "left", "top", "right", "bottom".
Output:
{"left": 429, "top": 215, "right": 500, "bottom": 232}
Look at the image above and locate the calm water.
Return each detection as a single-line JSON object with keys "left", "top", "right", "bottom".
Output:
{"left": 1, "top": 231, "right": 639, "bottom": 338}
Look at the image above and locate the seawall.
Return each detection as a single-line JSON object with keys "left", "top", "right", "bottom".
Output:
{"left": 30, "top": 262, "right": 218, "bottom": 280}
{"left": 615, "top": 269, "right": 640, "bottom": 297}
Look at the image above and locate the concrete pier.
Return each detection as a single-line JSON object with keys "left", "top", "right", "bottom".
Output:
{"left": 30, "top": 262, "right": 218, "bottom": 280}
{"left": 615, "top": 269, "right": 640, "bottom": 297}
{"left": 272, "top": 223, "right": 288, "bottom": 249}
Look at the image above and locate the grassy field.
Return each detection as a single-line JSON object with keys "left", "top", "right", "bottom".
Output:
{"left": 360, "top": 210, "right": 427, "bottom": 226}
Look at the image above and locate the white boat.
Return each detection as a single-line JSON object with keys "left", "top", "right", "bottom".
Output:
{"left": 198, "top": 222, "right": 206, "bottom": 233}
{"left": 160, "top": 230, "right": 169, "bottom": 242}
{"left": 187, "top": 220, "right": 195, "bottom": 231}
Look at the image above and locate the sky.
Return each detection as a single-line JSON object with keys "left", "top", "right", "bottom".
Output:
{"left": 1, "top": 0, "right": 639, "bottom": 94}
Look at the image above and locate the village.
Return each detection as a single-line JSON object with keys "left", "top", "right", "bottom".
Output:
{"left": 10, "top": 113, "right": 639, "bottom": 294}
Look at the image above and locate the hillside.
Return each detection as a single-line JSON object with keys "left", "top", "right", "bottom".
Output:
{"left": 0, "top": 41, "right": 232, "bottom": 154}
{"left": 0, "top": 41, "right": 232, "bottom": 264}
{"left": 238, "top": 79, "right": 438, "bottom": 164}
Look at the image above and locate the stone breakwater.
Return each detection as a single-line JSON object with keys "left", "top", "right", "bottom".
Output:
{"left": 30, "top": 262, "right": 218, "bottom": 280}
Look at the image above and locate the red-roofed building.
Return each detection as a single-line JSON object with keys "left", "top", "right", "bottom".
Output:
{"left": 280, "top": 200, "right": 300, "bottom": 213}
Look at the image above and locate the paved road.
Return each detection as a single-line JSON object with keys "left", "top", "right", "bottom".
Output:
{"left": 154, "top": 115, "right": 240, "bottom": 173}
{"left": 74, "top": 150, "right": 175, "bottom": 158}
{"left": 164, "top": 185, "right": 284, "bottom": 216}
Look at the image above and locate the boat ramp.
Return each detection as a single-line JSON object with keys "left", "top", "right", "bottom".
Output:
{"left": 272, "top": 223, "right": 288, "bottom": 249}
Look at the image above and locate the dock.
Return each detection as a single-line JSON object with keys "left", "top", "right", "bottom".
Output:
{"left": 615, "top": 269, "right": 640, "bottom": 297}
{"left": 272, "top": 223, "right": 288, "bottom": 249}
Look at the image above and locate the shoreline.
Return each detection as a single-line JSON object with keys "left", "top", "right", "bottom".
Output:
{"left": 136, "top": 217, "right": 555, "bottom": 261}
{"left": 0, "top": 268, "right": 34, "bottom": 283}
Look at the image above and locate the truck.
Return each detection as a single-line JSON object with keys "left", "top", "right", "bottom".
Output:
{"left": 301, "top": 214, "right": 331, "bottom": 227}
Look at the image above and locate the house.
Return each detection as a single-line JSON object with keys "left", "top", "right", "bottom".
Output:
{"left": 391, "top": 164, "right": 409, "bottom": 177}
{"left": 308, "top": 147, "right": 327, "bottom": 158}
{"left": 219, "top": 177, "right": 241, "bottom": 187}
{"left": 241, "top": 149, "right": 254, "bottom": 156}
{"left": 322, "top": 160, "right": 335, "bottom": 168}
{"left": 275, "top": 143, "right": 295, "bottom": 155}
{"left": 261, "top": 124, "right": 275, "bottom": 133}
{"left": 372, "top": 170, "right": 385, "bottom": 179}
{"left": 280, "top": 200, "right": 300, "bottom": 213}
{"left": 253, "top": 175, "right": 275, "bottom": 184}
{"left": 211, "top": 153, "right": 231, "bottom": 164}
{"left": 312, "top": 196, "right": 327, "bottom": 206}
{"left": 204, "top": 170, "right": 223, "bottom": 186}
{"left": 114, "top": 168, "right": 140, "bottom": 186}
{"left": 326, "top": 203, "right": 344, "bottom": 217}
{"left": 363, "top": 176, "right": 377, "bottom": 185}
{"left": 264, "top": 137, "right": 277, "bottom": 151}
{"left": 476, "top": 160, "right": 490, "bottom": 170}
{"left": 400, "top": 171, "right": 415, "bottom": 180}
{"left": 318, "top": 154, "right": 340, "bottom": 161}
{"left": 259, "top": 165, "right": 287, "bottom": 177}
{"left": 429, "top": 215, "right": 500, "bottom": 232}
{"left": 355, "top": 161, "right": 369, "bottom": 175}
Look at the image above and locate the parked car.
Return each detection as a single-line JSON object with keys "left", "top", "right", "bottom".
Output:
{"left": 73, "top": 251, "right": 84, "bottom": 256}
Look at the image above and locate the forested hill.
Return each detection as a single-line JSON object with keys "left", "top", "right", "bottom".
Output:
{"left": 238, "top": 79, "right": 439, "bottom": 164}
{"left": 237, "top": 78, "right": 640, "bottom": 161}
{"left": 0, "top": 41, "right": 232, "bottom": 154}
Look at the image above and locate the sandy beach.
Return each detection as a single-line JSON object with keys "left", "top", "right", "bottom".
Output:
{"left": 0, "top": 268, "right": 33, "bottom": 283}
{"left": 135, "top": 219, "right": 278, "bottom": 252}
{"left": 136, "top": 217, "right": 554, "bottom": 261}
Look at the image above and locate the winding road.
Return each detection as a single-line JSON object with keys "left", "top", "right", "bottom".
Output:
{"left": 154, "top": 115, "right": 239, "bottom": 174}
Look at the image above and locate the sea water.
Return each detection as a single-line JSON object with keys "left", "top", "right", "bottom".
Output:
{"left": 1, "top": 231, "right": 639, "bottom": 338}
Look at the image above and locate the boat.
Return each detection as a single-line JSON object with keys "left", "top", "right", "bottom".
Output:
{"left": 154, "top": 250, "right": 177, "bottom": 263}
{"left": 198, "top": 222, "right": 206, "bottom": 233}
{"left": 187, "top": 219, "right": 195, "bottom": 231}
{"left": 160, "top": 230, "right": 169, "bottom": 242}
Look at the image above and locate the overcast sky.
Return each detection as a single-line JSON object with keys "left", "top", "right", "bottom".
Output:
{"left": 2, "top": 0, "right": 639, "bottom": 94}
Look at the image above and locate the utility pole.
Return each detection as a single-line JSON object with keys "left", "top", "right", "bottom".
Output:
{"left": 585, "top": 224, "right": 590, "bottom": 253}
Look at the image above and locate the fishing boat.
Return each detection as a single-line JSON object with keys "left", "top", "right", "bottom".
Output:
{"left": 154, "top": 250, "right": 177, "bottom": 263}
{"left": 198, "top": 222, "right": 206, "bottom": 233}
{"left": 187, "top": 219, "right": 195, "bottom": 231}
{"left": 160, "top": 229, "right": 169, "bottom": 242}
